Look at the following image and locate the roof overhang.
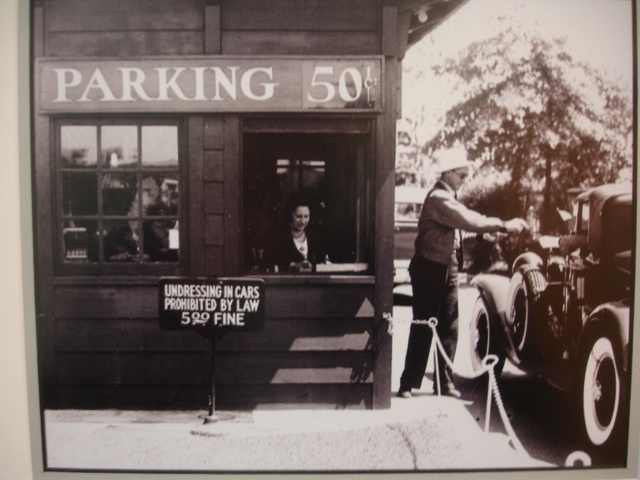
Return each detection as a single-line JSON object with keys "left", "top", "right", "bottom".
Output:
{"left": 390, "top": 0, "right": 472, "bottom": 50}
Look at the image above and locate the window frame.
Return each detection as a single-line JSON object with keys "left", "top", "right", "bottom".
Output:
{"left": 53, "top": 116, "right": 188, "bottom": 277}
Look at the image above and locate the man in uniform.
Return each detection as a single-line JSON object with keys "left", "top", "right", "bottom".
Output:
{"left": 398, "top": 148, "right": 528, "bottom": 399}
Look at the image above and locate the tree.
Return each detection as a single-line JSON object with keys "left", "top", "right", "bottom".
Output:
{"left": 416, "top": 27, "right": 633, "bottom": 232}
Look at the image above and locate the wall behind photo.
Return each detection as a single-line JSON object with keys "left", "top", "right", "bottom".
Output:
{"left": 0, "top": 0, "right": 32, "bottom": 478}
{"left": 2, "top": 0, "right": 640, "bottom": 479}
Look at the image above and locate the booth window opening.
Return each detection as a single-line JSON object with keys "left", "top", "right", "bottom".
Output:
{"left": 243, "top": 132, "right": 371, "bottom": 274}
{"left": 57, "top": 121, "right": 181, "bottom": 268}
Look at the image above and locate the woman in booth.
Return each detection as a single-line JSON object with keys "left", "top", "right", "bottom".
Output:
{"left": 264, "top": 193, "right": 330, "bottom": 272}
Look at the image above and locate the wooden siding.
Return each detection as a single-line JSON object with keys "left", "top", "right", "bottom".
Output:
{"left": 56, "top": 385, "right": 211, "bottom": 410}
{"left": 219, "top": 0, "right": 379, "bottom": 55}
{"left": 47, "top": 32, "right": 204, "bottom": 57}
{"left": 56, "top": 318, "right": 371, "bottom": 353}
{"left": 216, "top": 385, "right": 372, "bottom": 410}
{"left": 221, "top": 32, "right": 378, "bottom": 56}
{"left": 43, "top": 0, "right": 381, "bottom": 57}
{"left": 220, "top": 0, "right": 378, "bottom": 31}
{"left": 58, "top": 352, "right": 371, "bottom": 385}
{"left": 46, "top": 0, "right": 205, "bottom": 32}
{"left": 266, "top": 284, "right": 375, "bottom": 318}
{"left": 51, "top": 281, "right": 374, "bottom": 408}
{"left": 45, "top": 0, "right": 205, "bottom": 57}
{"left": 54, "top": 283, "right": 374, "bottom": 319}
{"left": 223, "top": 116, "right": 241, "bottom": 275}
{"left": 56, "top": 384, "right": 371, "bottom": 410}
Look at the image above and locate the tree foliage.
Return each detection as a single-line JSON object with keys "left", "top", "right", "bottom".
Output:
{"left": 410, "top": 27, "right": 632, "bottom": 231}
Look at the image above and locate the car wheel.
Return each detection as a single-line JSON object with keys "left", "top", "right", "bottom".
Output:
{"left": 576, "top": 333, "right": 624, "bottom": 448}
{"left": 506, "top": 267, "right": 547, "bottom": 357}
{"left": 469, "top": 296, "right": 505, "bottom": 377}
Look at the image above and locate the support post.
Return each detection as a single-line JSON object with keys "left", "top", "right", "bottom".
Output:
{"left": 203, "top": 335, "right": 218, "bottom": 423}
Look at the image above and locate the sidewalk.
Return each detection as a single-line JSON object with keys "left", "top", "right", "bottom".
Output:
{"left": 44, "top": 393, "right": 552, "bottom": 472}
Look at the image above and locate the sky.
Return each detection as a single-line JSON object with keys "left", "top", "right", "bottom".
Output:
{"left": 402, "top": 0, "right": 634, "bottom": 143}
{"left": 410, "top": 0, "right": 633, "bottom": 79}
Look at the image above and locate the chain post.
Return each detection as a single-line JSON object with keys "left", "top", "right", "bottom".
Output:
{"left": 387, "top": 315, "right": 529, "bottom": 459}
{"left": 485, "top": 372, "right": 492, "bottom": 433}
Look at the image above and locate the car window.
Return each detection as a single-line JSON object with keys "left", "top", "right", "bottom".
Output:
{"left": 395, "top": 202, "right": 422, "bottom": 221}
{"left": 604, "top": 202, "right": 633, "bottom": 258}
{"left": 577, "top": 201, "right": 589, "bottom": 235}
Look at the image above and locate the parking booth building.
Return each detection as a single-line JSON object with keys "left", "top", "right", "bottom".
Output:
{"left": 32, "top": 0, "right": 468, "bottom": 411}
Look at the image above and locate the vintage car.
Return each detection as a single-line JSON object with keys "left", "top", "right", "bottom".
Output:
{"left": 469, "top": 183, "right": 633, "bottom": 451}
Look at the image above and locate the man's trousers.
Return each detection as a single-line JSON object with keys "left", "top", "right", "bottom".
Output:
{"left": 399, "top": 255, "right": 459, "bottom": 391}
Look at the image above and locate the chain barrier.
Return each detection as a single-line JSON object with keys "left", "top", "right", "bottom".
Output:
{"left": 383, "top": 313, "right": 527, "bottom": 456}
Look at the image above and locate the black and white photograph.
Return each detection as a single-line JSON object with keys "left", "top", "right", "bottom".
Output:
{"left": 22, "top": 0, "right": 638, "bottom": 476}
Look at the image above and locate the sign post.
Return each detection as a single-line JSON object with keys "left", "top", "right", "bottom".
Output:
{"left": 159, "top": 277, "right": 266, "bottom": 421}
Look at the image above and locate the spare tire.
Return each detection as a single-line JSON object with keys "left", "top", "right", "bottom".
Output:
{"left": 505, "top": 266, "right": 547, "bottom": 358}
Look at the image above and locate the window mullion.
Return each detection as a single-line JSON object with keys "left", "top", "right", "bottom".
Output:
{"left": 136, "top": 124, "right": 143, "bottom": 264}
{"left": 96, "top": 124, "right": 105, "bottom": 262}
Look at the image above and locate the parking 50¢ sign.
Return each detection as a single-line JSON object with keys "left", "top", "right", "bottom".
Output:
{"left": 159, "top": 277, "right": 265, "bottom": 332}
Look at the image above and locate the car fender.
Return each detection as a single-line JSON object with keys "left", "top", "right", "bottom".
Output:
{"left": 512, "top": 251, "right": 544, "bottom": 272}
{"left": 470, "top": 273, "right": 516, "bottom": 360}
{"left": 471, "top": 273, "right": 510, "bottom": 317}
{"left": 579, "top": 301, "right": 631, "bottom": 374}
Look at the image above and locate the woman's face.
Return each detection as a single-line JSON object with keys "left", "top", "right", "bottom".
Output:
{"left": 290, "top": 206, "right": 310, "bottom": 232}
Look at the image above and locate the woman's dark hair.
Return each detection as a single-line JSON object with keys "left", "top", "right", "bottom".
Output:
{"left": 283, "top": 193, "right": 312, "bottom": 222}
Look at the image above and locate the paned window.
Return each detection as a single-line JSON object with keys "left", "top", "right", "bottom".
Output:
{"left": 57, "top": 121, "right": 182, "bottom": 273}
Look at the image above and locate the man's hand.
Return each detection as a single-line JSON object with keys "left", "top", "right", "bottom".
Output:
{"left": 503, "top": 218, "right": 529, "bottom": 233}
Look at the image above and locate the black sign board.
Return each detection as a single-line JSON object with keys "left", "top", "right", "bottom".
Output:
{"left": 159, "top": 277, "right": 265, "bottom": 332}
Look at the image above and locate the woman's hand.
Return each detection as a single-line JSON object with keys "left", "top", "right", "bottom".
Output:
{"left": 289, "top": 260, "right": 313, "bottom": 272}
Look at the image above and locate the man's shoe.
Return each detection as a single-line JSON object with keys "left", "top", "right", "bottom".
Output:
{"left": 442, "top": 387, "right": 462, "bottom": 399}
{"left": 435, "top": 383, "right": 462, "bottom": 399}
{"left": 397, "top": 389, "right": 412, "bottom": 398}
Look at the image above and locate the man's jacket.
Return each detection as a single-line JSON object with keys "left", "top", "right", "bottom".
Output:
{"left": 414, "top": 180, "right": 505, "bottom": 265}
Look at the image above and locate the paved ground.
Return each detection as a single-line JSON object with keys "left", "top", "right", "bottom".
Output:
{"left": 43, "top": 282, "right": 553, "bottom": 472}
{"left": 44, "top": 396, "right": 550, "bottom": 472}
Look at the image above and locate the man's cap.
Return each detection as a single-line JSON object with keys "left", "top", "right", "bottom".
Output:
{"left": 434, "top": 148, "right": 475, "bottom": 173}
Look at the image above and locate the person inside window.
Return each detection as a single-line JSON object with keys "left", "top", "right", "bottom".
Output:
{"left": 143, "top": 177, "right": 179, "bottom": 262}
{"left": 104, "top": 221, "right": 139, "bottom": 261}
{"left": 103, "top": 172, "right": 139, "bottom": 262}
{"left": 264, "top": 193, "right": 330, "bottom": 272}
{"left": 102, "top": 175, "right": 179, "bottom": 262}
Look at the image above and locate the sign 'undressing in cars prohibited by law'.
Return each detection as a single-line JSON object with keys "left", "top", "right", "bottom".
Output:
{"left": 159, "top": 277, "right": 265, "bottom": 332}
{"left": 159, "top": 277, "right": 265, "bottom": 422}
